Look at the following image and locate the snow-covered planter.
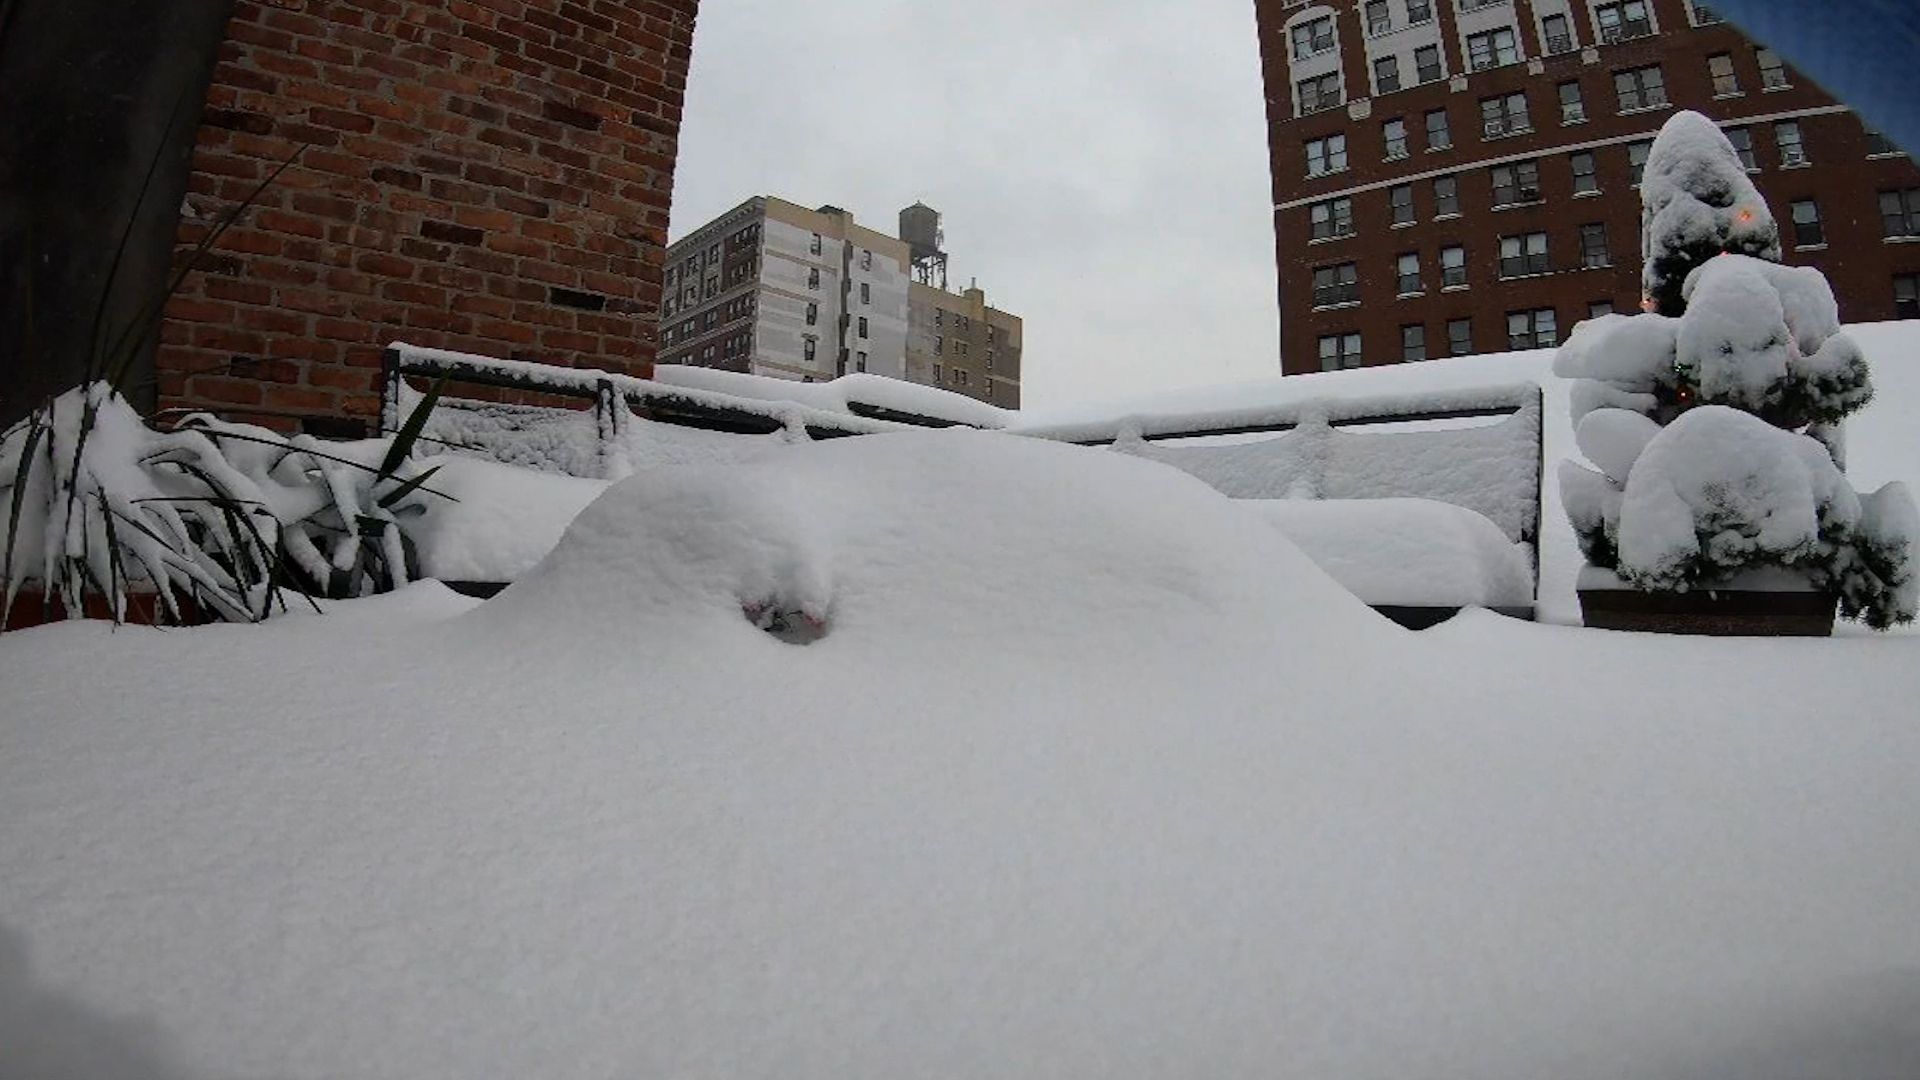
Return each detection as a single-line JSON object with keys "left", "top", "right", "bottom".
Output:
{"left": 1557, "top": 111, "right": 1917, "bottom": 634}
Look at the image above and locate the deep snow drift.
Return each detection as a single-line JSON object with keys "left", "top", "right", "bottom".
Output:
{"left": 3, "top": 430, "right": 1919, "bottom": 1080}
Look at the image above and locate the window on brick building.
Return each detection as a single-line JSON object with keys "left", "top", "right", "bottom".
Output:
{"left": 1590, "top": 300, "right": 1615, "bottom": 319}
{"left": 1466, "top": 28, "right": 1519, "bottom": 71}
{"left": 1542, "top": 14, "right": 1575, "bottom": 54}
{"left": 1390, "top": 184, "right": 1416, "bottom": 225}
{"left": 1691, "top": 2, "right": 1723, "bottom": 24}
{"left": 1499, "top": 232, "right": 1550, "bottom": 278}
{"left": 1415, "top": 45, "right": 1443, "bottom": 84}
{"left": 1788, "top": 200, "right": 1826, "bottom": 246}
{"left": 1448, "top": 317, "right": 1474, "bottom": 356}
{"left": 1434, "top": 174, "right": 1460, "bottom": 216}
{"left": 1313, "top": 262, "right": 1360, "bottom": 307}
{"left": 1397, "top": 252, "right": 1423, "bottom": 295}
{"left": 1426, "top": 108, "right": 1451, "bottom": 150}
{"left": 1298, "top": 72, "right": 1343, "bottom": 115}
{"left": 1507, "top": 308, "right": 1560, "bottom": 349}
{"left": 1580, "top": 223, "right": 1611, "bottom": 267}
{"left": 1571, "top": 151, "right": 1599, "bottom": 194}
{"left": 1708, "top": 53, "right": 1740, "bottom": 96}
{"left": 1596, "top": 1, "right": 1653, "bottom": 42}
{"left": 1319, "top": 332, "right": 1364, "bottom": 371}
{"left": 1383, "top": 118, "right": 1409, "bottom": 159}
{"left": 1365, "top": 0, "right": 1392, "bottom": 35}
{"left": 1310, "top": 196, "right": 1355, "bottom": 239}
{"left": 1480, "top": 92, "right": 1530, "bottom": 138}
{"left": 1628, "top": 140, "right": 1653, "bottom": 185}
{"left": 1375, "top": 56, "right": 1402, "bottom": 94}
{"left": 1896, "top": 275, "right": 1920, "bottom": 318}
{"left": 1866, "top": 130, "right": 1904, "bottom": 158}
{"left": 1291, "top": 15, "right": 1335, "bottom": 59}
{"left": 1305, "top": 133, "right": 1349, "bottom": 176}
{"left": 1756, "top": 47, "right": 1789, "bottom": 89}
{"left": 1491, "top": 160, "right": 1542, "bottom": 207}
{"left": 1441, "top": 244, "right": 1467, "bottom": 287}
{"left": 1559, "top": 81, "right": 1586, "bottom": 125}
{"left": 1402, "top": 324, "right": 1427, "bottom": 362}
{"left": 1880, "top": 188, "right": 1920, "bottom": 238}
{"left": 1727, "top": 126, "right": 1757, "bottom": 170}
{"left": 1614, "top": 65, "right": 1668, "bottom": 112}
{"left": 1776, "top": 121, "right": 1807, "bottom": 166}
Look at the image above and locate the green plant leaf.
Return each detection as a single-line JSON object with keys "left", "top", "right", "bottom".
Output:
{"left": 380, "top": 373, "right": 449, "bottom": 479}
{"left": 3, "top": 410, "right": 49, "bottom": 610}
{"left": 375, "top": 464, "right": 443, "bottom": 509}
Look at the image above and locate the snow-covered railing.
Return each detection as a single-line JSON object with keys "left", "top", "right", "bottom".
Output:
{"left": 379, "top": 344, "right": 946, "bottom": 478}
{"left": 1021, "top": 384, "right": 1545, "bottom": 548}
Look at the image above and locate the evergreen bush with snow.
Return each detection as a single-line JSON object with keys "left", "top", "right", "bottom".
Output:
{"left": 1557, "top": 111, "right": 1917, "bottom": 628}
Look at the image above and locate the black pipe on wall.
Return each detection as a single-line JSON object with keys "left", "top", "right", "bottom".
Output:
{"left": 0, "top": 0, "right": 237, "bottom": 428}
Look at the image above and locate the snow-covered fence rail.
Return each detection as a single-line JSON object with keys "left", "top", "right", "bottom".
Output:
{"left": 1019, "top": 384, "right": 1546, "bottom": 547}
{"left": 379, "top": 343, "right": 936, "bottom": 478}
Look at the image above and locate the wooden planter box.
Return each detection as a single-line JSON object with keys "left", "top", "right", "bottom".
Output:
{"left": 1578, "top": 585, "right": 1837, "bottom": 637}
{"left": 2, "top": 588, "right": 214, "bottom": 632}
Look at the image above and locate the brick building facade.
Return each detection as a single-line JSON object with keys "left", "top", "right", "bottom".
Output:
{"left": 1256, "top": 0, "right": 1920, "bottom": 375}
{"left": 157, "top": 0, "right": 698, "bottom": 435}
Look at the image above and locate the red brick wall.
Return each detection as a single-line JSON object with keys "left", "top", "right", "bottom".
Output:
{"left": 159, "top": 0, "right": 698, "bottom": 434}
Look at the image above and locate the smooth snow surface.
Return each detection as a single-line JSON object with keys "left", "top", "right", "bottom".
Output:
{"left": 409, "top": 456, "right": 612, "bottom": 582}
{"left": 4, "top": 431, "right": 1920, "bottom": 1079}
{"left": 1246, "top": 498, "right": 1534, "bottom": 607}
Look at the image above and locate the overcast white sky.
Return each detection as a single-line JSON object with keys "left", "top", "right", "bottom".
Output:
{"left": 669, "top": 0, "right": 1283, "bottom": 409}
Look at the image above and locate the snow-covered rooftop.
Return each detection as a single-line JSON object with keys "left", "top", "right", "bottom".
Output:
{"left": 3, "top": 428, "right": 1918, "bottom": 1078}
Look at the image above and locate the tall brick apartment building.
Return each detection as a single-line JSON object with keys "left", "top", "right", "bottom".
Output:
{"left": 157, "top": 0, "right": 699, "bottom": 435}
{"left": 1256, "top": 0, "right": 1920, "bottom": 375}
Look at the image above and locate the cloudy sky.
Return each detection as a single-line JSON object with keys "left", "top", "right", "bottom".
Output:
{"left": 669, "top": 0, "right": 1282, "bottom": 409}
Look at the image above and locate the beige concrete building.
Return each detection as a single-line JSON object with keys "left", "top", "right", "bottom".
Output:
{"left": 662, "top": 197, "right": 1023, "bottom": 406}
{"left": 907, "top": 282, "right": 1023, "bottom": 407}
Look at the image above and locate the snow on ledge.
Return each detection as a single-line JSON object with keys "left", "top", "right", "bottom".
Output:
{"left": 1011, "top": 382, "right": 1541, "bottom": 444}
{"left": 648, "top": 364, "right": 1015, "bottom": 429}
{"left": 385, "top": 342, "right": 912, "bottom": 437}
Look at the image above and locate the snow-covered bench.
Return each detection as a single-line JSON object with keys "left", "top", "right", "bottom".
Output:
{"left": 1017, "top": 385, "right": 1545, "bottom": 626}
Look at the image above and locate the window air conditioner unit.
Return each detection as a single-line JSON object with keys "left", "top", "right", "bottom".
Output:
{"left": 1472, "top": 57, "right": 1496, "bottom": 71}
{"left": 1484, "top": 120, "right": 1506, "bottom": 138}
{"left": 1520, "top": 185, "right": 1541, "bottom": 201}
{"left": 1601, "top": 25, "right": 1624, "bottom": 44}
{"left": 1782, "top": 149, "right": 1806, "bottom": 166}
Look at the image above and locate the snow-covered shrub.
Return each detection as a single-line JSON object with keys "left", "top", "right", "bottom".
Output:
{"left": 1557, "top": 110, "right": 1917, "bottom": 629}
{"left": 1, "top": 384, "right": 283, "bottom": 623}
{"left": 1, "top": 382, "right": 452, "bottom": 627}
{"left": 1640, "top": 110, "right": 1781, "bottom": 317}
{"left": 178, "top": 413, "right": 448, "bottom": 599}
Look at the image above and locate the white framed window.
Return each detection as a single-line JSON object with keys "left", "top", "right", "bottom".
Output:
{"left": 1756, "top": 47, "right": 1790, "bottom": 89}
{"left": 1441, "top": 244, "right": 1467, "bottom": 287}
{"left": 1499, "top": 231, "right": 1549, "bottom": 278}
{"left": 1776, "top": 120, "right": 1807, "bottom": 166}
{"left": 1305, "top": 133, "right": 1349, "bottom": 177}
{"left": 1396, "top": 252, "right": 1423, "bottom": 295}
{"left": 1318, "top": 332, "right": 1363, "bottom": 371}
{"left": 1708, "top": 53, "right": 1740, "bottom": 96}
{"left": 1313, "top": 262, "right": 1360, "bottom": 307}
{"left": 1290, "top": 15, "right": 1335, "bottom": 59}
{"left": 1467, "top": 28, "right": 1519, "bottom": 71}
{"left": 1614, "top": 65, "right": 1668, "bottom": 112}
{"left": 1383, "top": 118, "right": 1409, "bottom": 159}
{"left": 1402, "top": 324, "right": 1427, "bottom": 362}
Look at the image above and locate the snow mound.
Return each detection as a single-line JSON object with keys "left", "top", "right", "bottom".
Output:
{"left": 409, "top": 456, "right": 612, "bottom": 583}
{"left": 1245, "top": 498, "right": 1535, "bottom": 608}
{"left": 480, "top": 429, "right": 1386, "bottom": 651}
